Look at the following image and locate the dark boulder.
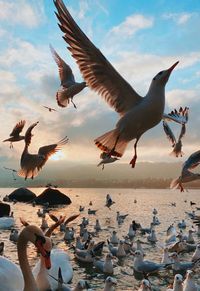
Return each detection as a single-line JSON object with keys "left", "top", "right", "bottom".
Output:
{"left": 0, "top": 202, "right": 10, "bottom": 217}
{"left": 9, "top": 187, "right": 36, "bottom": 202}
{"left": 35, "top": 188, "right": 71, "bottom": 206}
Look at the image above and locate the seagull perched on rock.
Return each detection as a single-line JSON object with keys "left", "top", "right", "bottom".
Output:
{"left": 50, "top": 44, "right": 86, "bottom": 109}
{"left": 170, "top": 150, "right": 200, "bottom": 192}
{"left": 54, "top": 0, "right": 179, "bottom": 168}
{"left": 3, "top": 120, "right": 26, "bottom": 148}
{"left": 18, "top": 121, "right": 68, "bottom": 179}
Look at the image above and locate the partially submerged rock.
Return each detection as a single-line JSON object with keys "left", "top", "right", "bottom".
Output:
{"left": 8, "top": 187, "right": 36, "bottom": 202}
{"left": 0, "top": 202, "right": 10, "bottom": 217}
{"left": 35, "top": 188, "right": 71, "bottom": 206}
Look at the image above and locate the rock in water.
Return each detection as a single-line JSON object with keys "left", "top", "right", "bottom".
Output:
{"left": 0, "top": 202, "right": 11, "bottom": 217}
{"left": 35, "top": 188, "right": 71, "bottom": 206}
{"left": 8, "top": 188, "right": 36, "bottom": 202}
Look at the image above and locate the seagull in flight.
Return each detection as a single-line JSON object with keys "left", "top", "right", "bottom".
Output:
{"left": 54, "top": 0, "right": 179, "bottom": 168}
{"left": 97, "top": 152, "right": 119, "bottom": 170}
{"left": 43, "top": 106, "right": 57, "bottom": 112}
{"left": 50, "top": 44, "right": 86, "bottom": 109}
{"left": 18, "top": 121, "right": 68, "bottom": 180}
{"left": 163, "top": 121, "right": 186, "bottom": 157}
{"left": 170, "top": 150, "right": 200, "bottom": 192}
{"left": 3, "top": 120, "right": 26, "bottom": 148}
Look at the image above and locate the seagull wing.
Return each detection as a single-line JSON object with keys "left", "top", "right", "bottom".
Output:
{"left": 163, "top": 107, "right": 189, "bottom": 125}
{"left": 37, "top": 136, "right": 68, "bottom": 170}
{"left": 182, "top": 150, "right": 200, "bottom": 172}
{"left": 10, "top": 120, "right": 26, "bottom": 137}
{"left": 50, "top": 44, "right": 75, "bottom": 85}
{"left": 54, "top": 0, "right": 142, "bottom": 116}
{"left": 178, "top": 123, "right": 186, "bottom": 142}
{"left": 163, "top": 121, "right": 176, "bottom": 146}
{"left": 24, "top": 122, "right": 39, "bottom": 147}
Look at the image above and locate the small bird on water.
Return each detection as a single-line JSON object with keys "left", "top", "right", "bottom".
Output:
{"left": 54, "top": 0, "right": 179, "bottom": 168}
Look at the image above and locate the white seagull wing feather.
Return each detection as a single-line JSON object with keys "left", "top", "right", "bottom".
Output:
{"left": 54, "top": 0, "right": 142, "bottom": 115}
{"left": 50, "top": 44, "right": 75, "bottom": 85}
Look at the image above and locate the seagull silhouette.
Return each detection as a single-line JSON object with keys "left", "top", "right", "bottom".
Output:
{"left": 54, "top": 0, "right": 179, "bottom": 168}
{"left": 50, "top": 44, "right": 86, "bottom": 109}
{"left": 43, "top": 106, "right": 57, "bottom": 112}
{"left": 18, "top": 121, "right": 68, "bottom": 180}
{"left": 3, "top": 120, "right": 26, "bottom": 148}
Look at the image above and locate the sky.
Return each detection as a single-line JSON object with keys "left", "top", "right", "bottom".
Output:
{"left": 1, "top": 0, "right": 200, "bottom": 182}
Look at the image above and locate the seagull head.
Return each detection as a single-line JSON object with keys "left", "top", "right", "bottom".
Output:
{"left": 105, "top": 276, "right": 117, "bottom": 288}
{"left": 174, "top": 274, "right": 183, "bottom": 284}
{"left": 141, "top": 279, "right": 151, "bottom": 290}
{"left": 152, "top": 61, "right": 179, "bottom": 85}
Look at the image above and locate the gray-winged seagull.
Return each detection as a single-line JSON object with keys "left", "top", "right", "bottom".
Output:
{"left": 54, "top": 0, "right": 179, "bottom": 168}
{"left": 50, "top": 44, "right": 86, "bottom": 108}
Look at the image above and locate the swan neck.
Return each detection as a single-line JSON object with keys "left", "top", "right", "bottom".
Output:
{"left": 17, "top": 231, "right": 38, "bottom": 291}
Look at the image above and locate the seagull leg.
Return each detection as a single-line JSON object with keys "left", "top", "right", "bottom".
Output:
{"left": 179, "top": 183, "right": 184, "bottom": 192}
{"left": 71, "top": 98, "right": 77, "bottom": 109}
{"left": 129, "top": 138, "right": 139, "bottom": 168}
{"left": 102, "top": 164, "right": 104, "bottom": 170}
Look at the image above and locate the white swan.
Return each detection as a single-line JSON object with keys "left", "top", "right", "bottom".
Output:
{"left": 33, "top": 248, "right": 73, "bottom": 290}
{"left": 0, "top": 225, "right": 52, "bottom": 291}
{"left": 0, "top": 216, "right": 15, "bottom": 229}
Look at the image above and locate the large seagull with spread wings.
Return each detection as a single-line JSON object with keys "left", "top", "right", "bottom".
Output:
{"left": 54, "top": 0, "right": 179, "bottom": 168}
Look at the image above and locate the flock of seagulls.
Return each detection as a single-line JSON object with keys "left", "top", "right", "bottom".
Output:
{"left": 1, "top": 192, "right": 200, "bottom": 290}
{"left": 1, "top": 0, "right": 200, "bottom": 290}
{"left": 2, "top": 0, "right": 200, "bottom": 190}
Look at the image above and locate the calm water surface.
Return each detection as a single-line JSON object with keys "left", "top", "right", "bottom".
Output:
{"left": 0, "top": 188, "right": 200, "bottom": 290}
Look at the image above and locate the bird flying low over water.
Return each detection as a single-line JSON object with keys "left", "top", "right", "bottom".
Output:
{"left": 50, "top": 44, "right": 86, "bottom": 109}
{"left": 18, "top": 121, "right": 68, "bottom": 180}
{"left": 3, "top": 120, "right": 26, "bottom": 148}
{"left": 170, "top": 150, "right": 200, "bottom": 192}
{"left": 54, "top": 0, "right": 179, "bottom": 168}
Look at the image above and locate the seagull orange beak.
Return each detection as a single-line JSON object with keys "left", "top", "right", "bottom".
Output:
{"left": 167, "top": 61, "right": 179, "bottom": 74}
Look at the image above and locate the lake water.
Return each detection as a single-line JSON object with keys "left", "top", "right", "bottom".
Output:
{"left": 0, "top": 188, "right": 200, "bottom": 290}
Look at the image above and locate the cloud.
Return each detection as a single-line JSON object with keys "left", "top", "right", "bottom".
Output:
{"left": 110, "top": 14, "right": 154, "bottom": 38}
{"left": 163, "top": 13, "right": 194, "bottom": 25}
{"left": 0, "top": 0, "right": 45, "bottom": 28}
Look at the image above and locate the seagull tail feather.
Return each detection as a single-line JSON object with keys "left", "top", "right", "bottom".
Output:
{"left": 94, "top": 129, "right": 127, "bottom": 157}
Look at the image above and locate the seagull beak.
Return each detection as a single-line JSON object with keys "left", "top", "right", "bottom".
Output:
{"left": 167, "top": 61, "right": 179, "bottom": 74}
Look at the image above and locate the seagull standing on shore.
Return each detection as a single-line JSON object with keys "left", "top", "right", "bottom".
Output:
{"left": 54, "top": 0, "right": 179, "bottom": 168}
{"left": 50, "top": 44, "right": 86, "bottom": 108}
{"left": 18, "top": 122, "right": 68, "bottom": 179}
